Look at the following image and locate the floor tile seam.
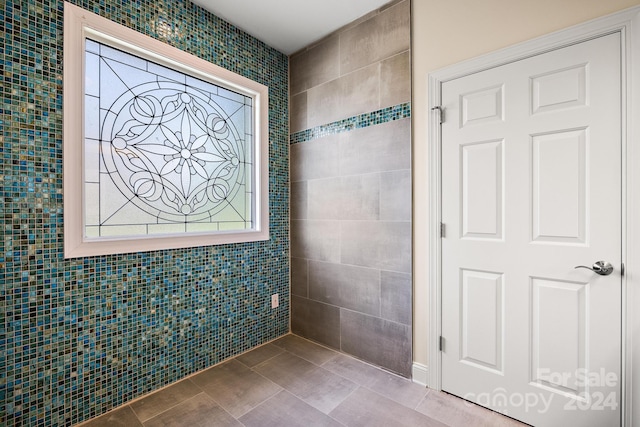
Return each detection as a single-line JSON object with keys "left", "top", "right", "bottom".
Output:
{"left": 317, "top": 346, "right": 411, "bottom": 381}
{"left": 214, "top": 371, "right": 284, "bottom": 419}
{"left": 129, "top": 379, "right": 204, "bottom": 423}
{"left": 414, "top": 387, "right": 432, "bottom": 411}
{"left": 277, "top": 389, "right": 350, "bottom": 427}
{"left": 235, "top": 389, "right": 293, "bottom": 423}
{"left": 234, "top": 349, "right": 283, "bottom": 369}
{"left": 361, "top": 383, "right": 429, "bottom": 412}
{"left": 359, "top": 386, "right": 451, "bottom": 426}
{"left": 266, "top": 344, "right": 335, "bottom": 368}
{"left": 327, "top": 384, "right": 364, "bottom": 421}
{"left": 136, "top": 391, "right": 211, "bottom": 424}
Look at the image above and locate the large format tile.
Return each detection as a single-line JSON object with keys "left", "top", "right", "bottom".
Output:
{"left": 307, "top": 174, "right": 380, "bottom": 221}
{"left": 340, "top": 0, "right": 411, "bottom": 74}
{"left": 366, "top": 370, "right": 428, "bottom": 409}
{"left": 339, "top": 0, "right": 410, "bottom": 74}
{"left": 307, "top": 63, "right": 379, "bottom": 128}
{"left": 380, "top": 169, "right": 411, "bottom": 221}
{"left": 290, "top": 34, "right": 340, "bottom": 95}
{"left": 380, "top": 271, "right": 412, "bottom": 325}
{"left": 290, "top": 91, "right": 308, "bottom": 133}
{"left": 236, "top": 343, "right": 284, "bottom": 368}
{"left": 271, "top": 334, "right": 339, "bottom": 365}
{"left": 191, "top": 359, "right": 281, "bottom": 418}
{"left": 282, "top": 367, "right": 358, "bottom": 414}
{"left": 340, "top": 310, "right": 412, "bottom": 377}
{"left": 291, "top": 297, "right": 341, "bottom": 349}
{"left": 415, "top": 390, "right": 528, "bottom": 427}
{"left": 130, "top": 379, "right": 201, "bottom": 422}
{"left": 321, "top": 353, "right": 390, "bottom": 388}
{"left": 291, "top": 180, "right": 308, "bottom": 220}
{"left": 380, "top": 50, "right": 411, "bottom": 107}
{"left": 330, "top": 387, "right": 445, "bottom": 427}
{"left": 291, "top": 220, "right": 341, "bottom": 263}
{"left": 239, "top": 390, "right": 343, "bottom": 427}
{"left": 82, "top": 406, "right": 143, "bottom": 427}
{"left": 142, "top": 393, "right": 240, "bottom": 427}
{"left": 253, "top": 351, "right": 319, "bottom": 388}
{"left": 308, "top": 260, "right": 381, "bottom": 316}
{"left": 291, "top": 257, "right": 309, "bottom": 298}
{"left": 339, "top": 119, "right": 410, "bottom": 176}
{"left": 290, "top": 136, "right": 339, "bottom": 182}
{"left": 340, "top": 221, "right": 411, "bottom": 273}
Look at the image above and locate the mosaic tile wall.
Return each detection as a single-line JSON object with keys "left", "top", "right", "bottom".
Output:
{"left": 0, "top": 1, "right": 289, "bottom": 425}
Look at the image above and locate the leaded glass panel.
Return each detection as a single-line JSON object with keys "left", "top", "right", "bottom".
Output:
{"left": 83, "top": 39, "right": 254, "bottom": 239}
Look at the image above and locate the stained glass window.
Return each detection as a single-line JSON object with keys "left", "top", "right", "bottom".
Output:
{"left": 84, "top": 39, "right": 253, "bottom": 238}
{"left": 63, "top": 4, "right": 269, "bottom": 257}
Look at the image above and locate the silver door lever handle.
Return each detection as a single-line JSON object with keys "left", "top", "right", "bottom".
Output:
{"left": 574, "top": 261, "right": 614, "bottom": 276}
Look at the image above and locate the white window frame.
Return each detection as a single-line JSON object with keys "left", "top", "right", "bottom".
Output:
{"left": 63, "top": 2, "right": 269, "bottom": 258}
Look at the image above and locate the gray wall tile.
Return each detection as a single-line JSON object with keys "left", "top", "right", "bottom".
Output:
{"left": 291, "top": 181, "right": 308, "bottom": 220}
{"left": 290, "top": 35, "right": 340, "bottom": 95}
{"left": 340, "top": 221, "right": 411, "bottom": 273}
{"left": 290, "top": 136, "right": 339, "bottom": 182}
{"left": 291, "top": 220, "right": 340, "bottom": 263}
{"left": 340, "top": 310, "right": 412, "bottom": 377}
{"left": 339, "top": 0, "right": 410, "bottom": 75}
{"left": 307, "top": 64, "right": 379, "bottom": 128}
{"left": 339, "top": 119, "right": 410, "bottom": 175}
{"left": 380, "top": 271, "right": 412, "bottom": 325}
{"left": 380, "top": 51, "right": 411, "bottom": 107}
{"left": 288, "top": 0, "right": 412, "bottom": 378}
{"left": 308, "top": 261, "right": 380, "bottom": 316}
{"left": 380, "top": 169, "right": 411, "bottom": 221}
{"left": 308, "top": 175, "right": 380, "bottom": 221}
{"left": 291, "top": 257, "right": 309, "bottom": 298}
{"left": 291, "top": 296, "right": 341, "bottom": 349}
{"left": 290, "top": 92, "right": 308, "bottom": 133}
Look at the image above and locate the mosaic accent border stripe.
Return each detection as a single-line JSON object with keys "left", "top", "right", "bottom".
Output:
{"left": 290, "top": 102, "right": 411, "bottom": 144}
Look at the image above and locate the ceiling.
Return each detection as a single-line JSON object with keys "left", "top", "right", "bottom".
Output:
{"left": 190, "top": 0, "right": 393, "bottom": 55}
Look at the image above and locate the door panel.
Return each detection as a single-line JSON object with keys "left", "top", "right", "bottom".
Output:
{"left": 461, "top": 140, "right": 504, "bottom": 239}
{"left": 531, "top": 129, "right": 586, "bottom": 243}
{"left": 460, "top": 269, "right": 504, "bottom": 373}
{"left": 441, "top": 33, "right": 621, "bottom": 427}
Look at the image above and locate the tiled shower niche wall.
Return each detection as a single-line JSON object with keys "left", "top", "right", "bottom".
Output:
{"left": 289, "top": 0, "right": 412, "bottom": 376}
{"left": 0, "top": 1, "right": 288, "bottom": 425}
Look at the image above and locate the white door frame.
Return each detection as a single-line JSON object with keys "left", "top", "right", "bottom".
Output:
{"left": 427, "top": 6, "right": 640, "bottom": 425}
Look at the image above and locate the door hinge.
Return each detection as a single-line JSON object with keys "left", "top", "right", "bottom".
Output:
{"left": 432, "top": 106, "right": 444, "bottom": 124}
{"left": 621, "top": 262, "right": 625, "bottom": 276}
{"left": 440, "top": 222, "right": 446, "bottom": 238}
{"left": 439, "top": 336, "right": 444, "bottom": 352}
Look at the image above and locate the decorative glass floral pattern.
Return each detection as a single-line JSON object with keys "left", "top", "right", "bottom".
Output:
{"left": 84, "top": 39, "right": 253, "bottom": 238}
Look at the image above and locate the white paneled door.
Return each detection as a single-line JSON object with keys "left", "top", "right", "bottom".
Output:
{"left": 441, "top": 33, "right": 622, "bottom": 427}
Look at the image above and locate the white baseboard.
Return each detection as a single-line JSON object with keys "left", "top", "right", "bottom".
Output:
{"left": 412, "top": 362, "right": 429, "bottom": 387}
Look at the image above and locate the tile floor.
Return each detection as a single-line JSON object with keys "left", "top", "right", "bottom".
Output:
{"left": 79, "top": 334, "right": 526, "bottom": 427}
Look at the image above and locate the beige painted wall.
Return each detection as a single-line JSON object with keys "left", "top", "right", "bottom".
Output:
{"left": 412, "top": 0, "right": 640, "bottom": 367}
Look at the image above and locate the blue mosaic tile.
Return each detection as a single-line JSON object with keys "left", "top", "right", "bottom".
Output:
{"left": 289, "top": 102, "right": 411, "bottom": 144}
{"left": 0, "top": 1, "right": 289, "bottom": 425}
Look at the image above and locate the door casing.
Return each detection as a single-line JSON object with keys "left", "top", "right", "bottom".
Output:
{"left": 427, "top": 6, "right": 640, "bottom": 426}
